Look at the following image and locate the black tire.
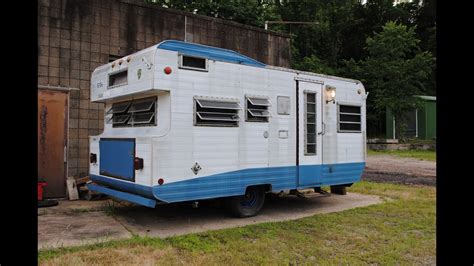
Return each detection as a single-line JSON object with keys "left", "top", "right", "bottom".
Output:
{"left": 227, "top": 186, "right": 265, "bottom": 218}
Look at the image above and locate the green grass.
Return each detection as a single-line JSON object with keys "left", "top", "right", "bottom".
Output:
{"left": 368, "top": 149, "right": 436, "bottom": 161}
{"left": 39, "top": 182, "right": 436, "bottom": 265}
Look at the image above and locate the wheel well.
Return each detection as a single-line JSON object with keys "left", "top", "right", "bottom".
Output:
{"left": 246, "top": 184, "right": 272, "bottom": 193}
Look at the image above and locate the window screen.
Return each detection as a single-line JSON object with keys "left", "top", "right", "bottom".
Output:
{"left": 338, "top": 104, "right": 361, "bottom": 132}
{"left": 194, "top": 98, "right": 241, "bottom": 127}
{"left": 108, "top": 70, "right": 128, "bottom": 88}
{"left": 305, "top": 92, "right": 317, "bottom": 155}
{"left": 246, "top": 96, "right": 271, "bottom": 122}
{"left": 180, "top": 55, "right": 208, "bottom": 71}
{"left": 106, "top": 96, "right": 157, "bottom": 128}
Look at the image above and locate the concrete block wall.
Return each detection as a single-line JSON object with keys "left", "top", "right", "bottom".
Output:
{"left": 38, "top": 0, "right": 290, "bottom": 178}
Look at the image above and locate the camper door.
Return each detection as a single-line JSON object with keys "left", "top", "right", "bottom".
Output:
{"left": 297, "top": 81, "right": 323, "bottom": 187}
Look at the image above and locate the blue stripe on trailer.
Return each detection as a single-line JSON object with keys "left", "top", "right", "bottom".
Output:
{"left": 90, "top": 174, "right": 154, "bottom": 199}
{"left": 87, "top": 184, "right": 156, "bottom": 208}
{"left": 152, "top": 162, "right": 365, "bottom": 203}
{"left": 90, "top": 162, "right": 365, "bottom": 205}
{"left": 157, "top": 40, "right": 266, "bottom": 68}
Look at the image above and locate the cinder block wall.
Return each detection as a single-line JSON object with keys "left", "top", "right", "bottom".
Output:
{"left": 38, "top": 0, "right": 290, "bottom": 178}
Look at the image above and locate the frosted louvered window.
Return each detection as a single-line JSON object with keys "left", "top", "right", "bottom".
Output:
{"left": 245, "top": 96, "right": 271, "bottom": 122}
{"left": 194, "top": 97, "right": 241, "bottom": 127}
{"left": 106, "top": 96, "right": 157, "bottom": 127}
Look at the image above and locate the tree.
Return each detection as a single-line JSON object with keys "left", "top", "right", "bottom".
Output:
{"left": 346, "top": 22, "right": 433, "bottom": 141}
{"left": 146, "top": 0, "right": 278, "bottom": 27}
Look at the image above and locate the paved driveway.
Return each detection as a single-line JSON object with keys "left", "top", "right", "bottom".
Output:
{"left": 38, "top": 192, "right": 381, "bottom": 250}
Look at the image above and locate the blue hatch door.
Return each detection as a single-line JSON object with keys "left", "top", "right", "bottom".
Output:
{"left": 99, "top": 138, "right": 135, "bottom": 181}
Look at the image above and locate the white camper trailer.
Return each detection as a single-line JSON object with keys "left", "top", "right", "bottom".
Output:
{"left": 88, "top": 40, "right": 368, "bottom": 217}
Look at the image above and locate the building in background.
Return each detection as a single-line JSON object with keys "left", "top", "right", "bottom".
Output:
{"left": 385, "top": 95, "right": 436, "bottom": 140}
{"left": 38, "top": 0, "right": 290, "bottom": 198}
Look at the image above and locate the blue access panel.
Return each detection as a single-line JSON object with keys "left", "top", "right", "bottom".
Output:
{"left": 99, "top": 138, "right": 135, "bottom": 181}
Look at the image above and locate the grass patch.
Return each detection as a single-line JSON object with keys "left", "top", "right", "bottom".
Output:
{"left": 39, "top": 181, "right": 435, "bottom": 265}
{"left": 368, "top": 149, "right": 436, "bottom": 161}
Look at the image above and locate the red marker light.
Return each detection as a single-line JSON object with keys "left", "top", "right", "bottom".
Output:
{"left": 158, "top": 178, "right": 164, "bottom": 185}
{"left": 134, "top": 157, "right": 144, "bottom": 170}
{"left": 164, "top": 66, "right": 172, "bottom": 75}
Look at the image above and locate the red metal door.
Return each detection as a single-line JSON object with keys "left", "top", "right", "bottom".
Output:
{"left": 38, "top": 90, "right": 68, "bottom": 198}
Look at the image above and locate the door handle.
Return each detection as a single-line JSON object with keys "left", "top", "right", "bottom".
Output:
{"left": 318, "top": 122, "right": 326, "bottom": 135}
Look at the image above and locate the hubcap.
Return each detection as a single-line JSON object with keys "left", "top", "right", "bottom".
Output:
{"left": 240, "top": 189, "right": 257, "bottom": 207}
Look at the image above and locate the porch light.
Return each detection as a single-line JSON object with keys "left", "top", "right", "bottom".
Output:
{"left": 325, "top": 86, "right": 336, "bottom": 104}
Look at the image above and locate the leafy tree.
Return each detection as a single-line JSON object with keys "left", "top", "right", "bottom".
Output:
{"left": 146, "top": 0, "right": 278, "bottom": 27}
{"left": 293, "top": 55, "right": 337, "bottom": 75}
{"left": 346, "top": 22, "right": 433, "bottom": 141}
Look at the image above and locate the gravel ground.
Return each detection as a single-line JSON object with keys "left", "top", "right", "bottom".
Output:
{"left": 362, "top": 154, "right": 436, "bottom": 186}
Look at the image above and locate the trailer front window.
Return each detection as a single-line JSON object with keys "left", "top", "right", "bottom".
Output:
{"left": 106, "top": 96, "right": 157, "bottom": 128}
{"left": 338, "top": 104, "right": 361, "bottom": 132}
{"left": 108, "top": 69, "right": 128, "bottom": 88}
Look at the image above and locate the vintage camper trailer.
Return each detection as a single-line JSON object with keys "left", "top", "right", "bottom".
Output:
{"left": 87, "top": 40, "right": 368, "bottom": 217}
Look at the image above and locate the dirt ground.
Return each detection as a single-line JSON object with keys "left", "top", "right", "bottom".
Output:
{"left": 362, "top": 154, "right": 436, "bottom": 186}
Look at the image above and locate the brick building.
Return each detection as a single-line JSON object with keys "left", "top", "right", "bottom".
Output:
{"left": 37, "top": 0, "right": 291, "bottom": 197}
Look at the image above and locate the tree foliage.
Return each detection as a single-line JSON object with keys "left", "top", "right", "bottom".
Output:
{"left": 345, "top": 22, "right": 434, "bottom": 141}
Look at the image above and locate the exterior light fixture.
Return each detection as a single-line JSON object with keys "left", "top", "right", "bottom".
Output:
{"left": 325, "top": 86, "right": 336, "bottom": 104}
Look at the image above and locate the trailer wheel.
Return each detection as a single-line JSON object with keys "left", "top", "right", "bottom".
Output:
{"left": 228, "top": 186, "right": 265, "bottom": 218}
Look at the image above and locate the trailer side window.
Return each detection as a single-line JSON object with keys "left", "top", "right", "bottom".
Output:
{"left": 245, "top": 96, "right": 271, "bottom": 122}
{"left": 179, "top": 55, "right": 208, "bottom": 71}
{"left": 305, "top": 92, "right": 317, "bottom": 155}
{"left": 194, "top": 98, "right": 241, "bottom": 127}
{"left": 338, "top": 104, "right": 361, "bottom": 132}
{"left": 106, "top": 96, "right": 157, "bottom": 127}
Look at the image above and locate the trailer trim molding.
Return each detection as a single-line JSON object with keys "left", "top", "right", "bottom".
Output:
{"left": 87, "top": 184, "right": 156, "bottom": 208}
{"left": 90, "top": 162, "right": 365, "bottom": 204}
